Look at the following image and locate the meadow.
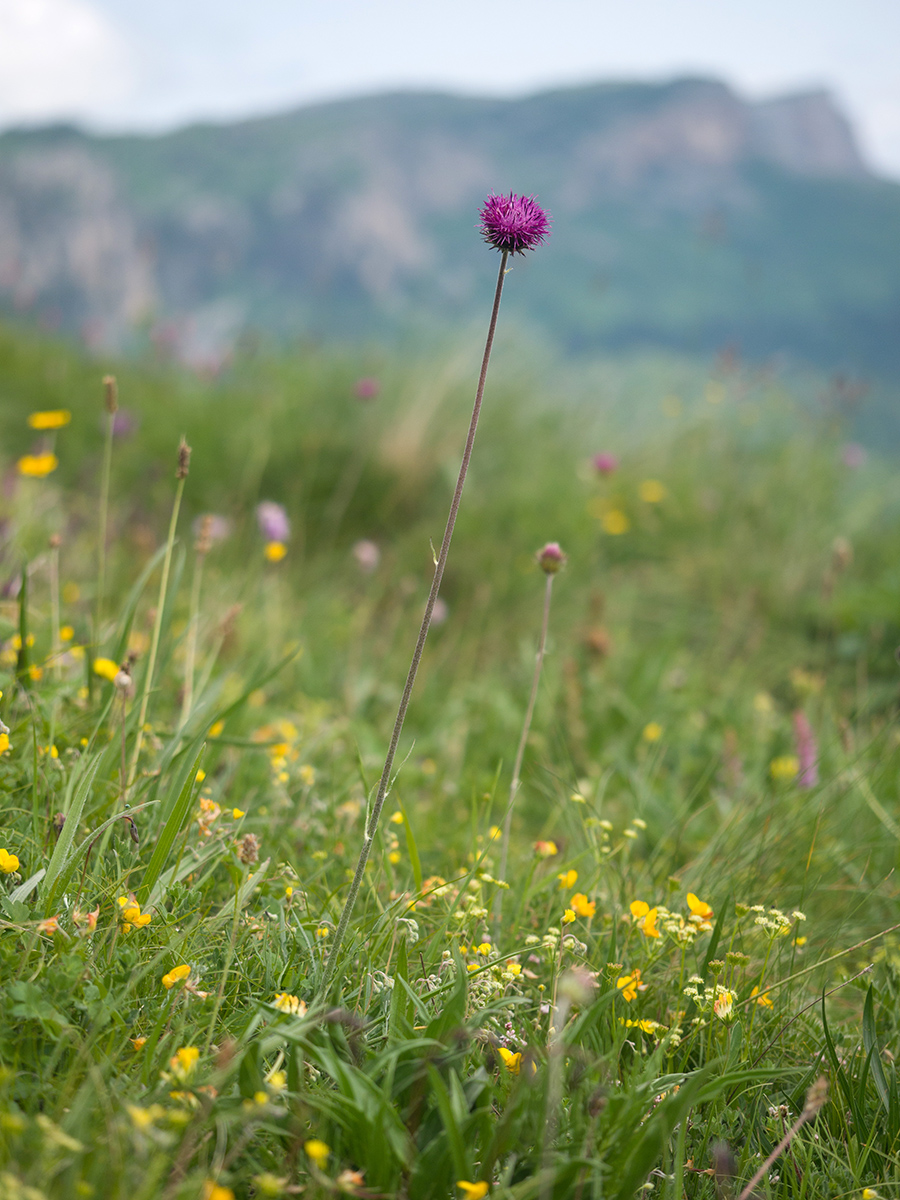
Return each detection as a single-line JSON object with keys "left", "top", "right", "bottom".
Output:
{"left": 1, "top": 314, "right": 900, "bottom": 1199}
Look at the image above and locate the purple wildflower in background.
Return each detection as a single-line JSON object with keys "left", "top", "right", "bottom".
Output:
{"left": 354, "top": 377, "right": 380, "bottom": 401}
{"left": 593, "top": 452, "right": 618, "bottom": 476}
{"left": 256, "top": 501, "right": 290, "bottom": 543}
{"left": 352, "top": 539, "right": 380, "bottom": 573}
{"left": 841, "top": 443, "right": 866, "bottom": 469}
{"left": 479, "top": 193, "right": 551, "bottom": 256}
{"left": 793, "top": 710, "right": 819, "bottom": 789}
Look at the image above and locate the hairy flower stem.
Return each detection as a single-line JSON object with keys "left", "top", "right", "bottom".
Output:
{"left": 94, "top": 407, "right": 115, "bottom": 656}
{"left": 127, "top": 474, "right": 186, "bottom": 791}
{"left": 736, "top": 1078, "right": 827, "bottom": 1200}
{"left": 496, "top": 571, "right": 554, "bottom": 923}
{"left": 323, "top": 250, "right": 510, "bottom": 990}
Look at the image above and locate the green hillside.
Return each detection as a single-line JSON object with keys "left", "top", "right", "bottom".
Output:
{"left": 2, "top": 78, "right": 899, "bottom": 378}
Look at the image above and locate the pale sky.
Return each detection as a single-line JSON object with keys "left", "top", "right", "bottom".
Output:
{"left": 2, "top": 0, "right": 899, "bottom": 176}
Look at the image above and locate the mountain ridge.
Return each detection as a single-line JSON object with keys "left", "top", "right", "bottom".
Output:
{"left": 0, "top": 76, "right": 898, "bottom": 373}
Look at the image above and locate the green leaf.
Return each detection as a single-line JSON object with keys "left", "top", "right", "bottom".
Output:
{"left": 41, "top": 754, "right": 102, "bottom": 912}
{"left": 138, "top": 739, "right": 205, "bottom": 904}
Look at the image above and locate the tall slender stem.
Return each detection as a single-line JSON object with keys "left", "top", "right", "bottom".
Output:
{"left": 95, "top": 408, "right": 115, "bottom": 653}
{"left": 323, "top": 250, "right": 510, "bottom": 988}
{"left": 127, "top": 474, "right": 186, "bottom": 791}
{"left": 180, "top": 549, "right": 205, "bottom": 727}
{"left": 497, "top": 571, "right": 554, "bottom": 916}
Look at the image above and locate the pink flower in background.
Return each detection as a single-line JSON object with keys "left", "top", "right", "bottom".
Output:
{"left": 354, "top": 377, "right": 380, "bottom": 400}
{"left": 479, "top": 193, "right": 551, "bottom": 255}
{"left": 593, "top": 453, "right": 618, "bottom": 476}
{"left": 793, "top": 710, "right": 819, "bottom": 789}
{"left": 431, "top": 598, "right": 449, "bottom": 626}
{"left": 192, "top": 514, "right": 231, "bottom": 544}
{"left": 841, "top": 443, "right": 866, "bottom": 468}
{"left": 537, "top": 542, "right": 566, "bottom": 574}
{"left": 256, "top": 501, "right": 290, "bottom": 543}
{"left": 352, "top": 540, "right": 380, "bottom": 573}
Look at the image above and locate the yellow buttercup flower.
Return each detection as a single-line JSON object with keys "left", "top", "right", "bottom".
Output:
{"left": 630, "top": 901, "right": 661, "bottom": 939}
{"left": 616, "top": 969, "right": 642, "bottom": 1002}
{"left": 457, "top": 1183, "right": 489, "bottom": 1200}
{"left": 751, "top": 986, "right": 773, "bottom": 1008}
{"left": 642, "top": 722, "right": 663, "bottom": 743}
{"left": 265, "top": 541, "right": 287, "bottom": 562}
{"left": 93, "top": 657, "right": 119, "bottom": 682}
{"left": 497, "top": 1047, "right": 522, "bottom": 1074}
{"left": 0, "top": 849, "right": 20, "bottom": 873}
{"left": 770, "top": 755, "right": 799, "bottom": 782}
{"left": 17, "top": 453, "right": 58, "bottom": 478}
{"left": 601, "top": 509, "right": 630, "bottom": 535}
{"left": 202, "top": 1183, "right": 234, "bottom": 1200}
{"left": 304, "top": 1139, "right": 330, "bottom": 1169}
{"left": 28, "top": 409, "right": 71, "bottom": 430}
{"left": 162, "top": 964, "right": 191, "bottom": 989}
{"left": 638, "top": 479, "right": 667, "bottom": 503}
{"left": 232, "top": 808, "right": 246, "bottom": 819}
{"left": 60, "top": 625, "right": 74, "bottom": 642}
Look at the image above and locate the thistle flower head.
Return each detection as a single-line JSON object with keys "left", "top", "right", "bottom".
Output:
{"left": 537, "top": 542, "right": 566, "bottom": 574}
{"left": 479, "top": 192, "right": 550, "bottom": 256}
{"left": 256, "top": 501, "right": 290, "bottom": 543}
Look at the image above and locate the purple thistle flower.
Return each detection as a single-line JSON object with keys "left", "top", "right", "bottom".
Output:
{"left": 479, "top": 193, "right": 551, "bottom": 256}
{"left": 793, "top": 710, "right": 819, "bottom": 789}
{"left": 354, "top": 377, "right": 380, "bottom": 401}
{"left": 593, "top": 452, "right": 618, "bottom": 476}
{"left": 537, "top": 542, "right": 566, "bottom": 574}
{"left": 256, "top": 501, "right": 290, "bottom": 543}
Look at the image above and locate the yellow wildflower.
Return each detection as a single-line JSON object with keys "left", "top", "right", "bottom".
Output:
{"left": 265, "top": 541, "right": 287, "bottom": 562}
{"left": 315, "top": 926, "right": 330, "bottom": 939}
{"left": 557, "top": 869, "right": 578, "bottom": 889}
{"left": 232, "top": 807, "right": 246, "bottom": 819}
{"left": 616, "top": 969, "right": 642, "bottom": 1002}
{"left": 130, "top": 1038, "right": 147, "bottom": 1051}
{"left": 93, "top": 657, "right": 119, "bottom": 682}
{"left": 488, "top": 825, "right": 502, "bottom": 841}
{"left": 457, "top": 1183, "right": 489, "bottom": 1200}
{"left": 17, "top": 453, "right": 59, "bottom": 477}
{"left": 642, "top": 722, "right": 663, "bottom": 742}
{"left": 37, "top": 915, "right": 60, "bottom": 934}
{"left": 0, "top": 849, "right": 19, "bottom": 873}
{"left": 202, "top": 1184, "right": 234, "bottom": 1200}
{"left": 60, "top": 625, "right": 74, "bottom": 642}
{"left": 714, "top": 990, "right": 735, "bottom": 1021}
{"left": 304, "top": 1139, "right": 330, "bottom": 1169}
{"left": 534, "top": 840, "right": 558, "bottom": 858}
{"left": 639, "top": 479, "right": 667, "bottom": 503}
{"left": 118, "top": 896, "right": 151, "bottom": 931}
{"left": 570, "top": 893, "right": 596, "bottom": 918}
{"left": 28, "top": 664, "right": 43, "bottom": 682}
{"left": 497, "top": 1047, "right": 522, "bottom": 1074}
{"left": 299, "top": 764, "right": 316, "bottom": 786}
{"left": 390, "top": 810, "right": 405, "bottom": 824}
{"left": 601, "top": 509, "right": 630, "bottom": 535}
{"left": 562, "top": 909, "right": 576, "bottom": 925}
{"left": 162, "top": 964, "right": 191, "bottom": 989}
{"left": 170, "top": 1045, "right": 200, "bottom": 1079}
{"left": 273, "top": 993, "right": 307, "bottom": 1016}
{"left": 209, "top": 719, "right": 225, "bottom": 737}
{"left": 751, "top": 986, "right": 773, "bottom": 1008}
{"left": 687, "top": 893, "right": 713, "bottom": 919}
{"left": 770, "top": 755, "right": 799, "bottom": 781}
{"left": 0, "top": 734, "right": 9, "bottom": 756}
{"left": 630, "top": 901, "right": 661, "bottom": 939}
{"left": 28, "top": 409, "right": 71, "bottom": 430}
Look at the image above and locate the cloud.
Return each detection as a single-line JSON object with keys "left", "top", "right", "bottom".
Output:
{"left": 0, "top": 0, "right": 133, "bottom": 123}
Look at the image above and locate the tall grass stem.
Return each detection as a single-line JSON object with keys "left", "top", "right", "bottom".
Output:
{"left": 497, "top": 571, "right": 554, "bottom": 913}
{"left": 322, "top": 250, "right": 510, "bottom": 988}
{"left": 127, "top": 459, "right": 187, "bottom": 790}
{"left": 94, "top": 408, "right": 116, "bottom": 653}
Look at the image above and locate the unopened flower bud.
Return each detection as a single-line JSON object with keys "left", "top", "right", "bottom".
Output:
{"left": 176, "top": 438, "right": 192, "bottom": 480}
{"left": 537, "top": 542, "right": 566, "bottom": 574}
{"left": 239, "top": 833, "right": 260, "bottom": 864}
{"left": 103, "top": 374, "right": 118, "bottom": 413}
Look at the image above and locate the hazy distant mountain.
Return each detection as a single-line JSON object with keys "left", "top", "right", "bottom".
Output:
{"left": 1, "top": 77, "right": 899, "bottom": 372}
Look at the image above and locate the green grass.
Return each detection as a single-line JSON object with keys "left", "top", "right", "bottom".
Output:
{"left": 2, "top": 321, "right": 900, "bottom": 1198}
